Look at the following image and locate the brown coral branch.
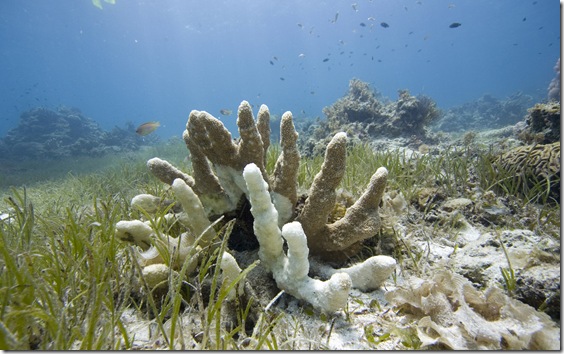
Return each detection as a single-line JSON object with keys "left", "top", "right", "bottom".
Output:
{"left": 236, "top": 101, "right": 266, "bottom": 174}
{"left": 186, "top": 109, "right": 238, "bottom": 168}
{"left": 146, "top": 157, "right": 195, "bottom": 187}
{"left": 272, "top": 111, "right": 300, "bottom": 207}
{"left": 182, "top": 129, "right": 224, "bottom": 197}
{"left": 185, "top": 102, "right": 268, "bottom": 183}
{"left": 256, "top": 104, "right": 271, "bottom": 168}
{"left": 297, "top": 132, "right": 347, "bottom": 248}
{"left": 325, "top": 167, "right": 388, "bottom": 251}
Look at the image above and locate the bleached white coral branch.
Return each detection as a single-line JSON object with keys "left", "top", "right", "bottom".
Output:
{"left": 115, "top": 177, "right": 218, "bottom": 280}
{"left": 243, "top": 162, "right": 396, "bottom": 312}
{"left": 170, "top": 178, "right": 215, "bottom": 248}
{"left": 242, "top": 162, "right": 286, "bottom": 270}
{"left": 243, "top": 163, "right": 352, "bottom": 312}
{"left": 314, "top": 255, "right": 397, "bottom": 292}
{"left": 220, "top": 252, "right": 244, "bottom": 301}
{"left": 278, "top": 222, "right": 352, "bottom": 313}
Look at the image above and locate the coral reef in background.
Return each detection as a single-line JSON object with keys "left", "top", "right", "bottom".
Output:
{"left": 299, "top": 79, "right": 441, "bottom": 156}
{"left": 115, "top": 101, "right": 396, "bottom": 313}
{"left": 0, "top": 106, "right": 156, "bottom": 160}
{"left": 433, "top": 92, "right": 534, "bottom": 133}
{"left": 517, "top": 102, "right": 561, "bottom": 144}
{"left": 547, "top": 57, "right": 560, "bottom": 102}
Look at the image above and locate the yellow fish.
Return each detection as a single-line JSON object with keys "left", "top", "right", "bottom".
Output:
{"left": 136, "top": 121, "right": 160, "bottom": 136}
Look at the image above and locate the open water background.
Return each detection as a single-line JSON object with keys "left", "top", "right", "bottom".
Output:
{"left": 0, "top": 0, "right": 560, "bottom": 139}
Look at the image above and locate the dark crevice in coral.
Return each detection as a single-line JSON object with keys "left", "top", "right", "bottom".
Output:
{"left": 223, "top": 197, "right": 259, "bottom": 252}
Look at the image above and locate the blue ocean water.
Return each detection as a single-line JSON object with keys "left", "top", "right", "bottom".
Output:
{"left": 0, "top": 0, "right": 560, "bottom": 139}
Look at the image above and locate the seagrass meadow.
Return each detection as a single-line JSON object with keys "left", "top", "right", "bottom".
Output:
{"left": 0, "top": 135, "right": 560, "bottom": 350}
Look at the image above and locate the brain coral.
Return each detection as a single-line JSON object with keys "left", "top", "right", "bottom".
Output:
{"left": 493, "top": 141, "right": 560, "bottom": 202}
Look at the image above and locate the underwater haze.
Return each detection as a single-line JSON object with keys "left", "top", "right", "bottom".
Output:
{"left": 0, "top": 0, "right": 560, "bottom": 139}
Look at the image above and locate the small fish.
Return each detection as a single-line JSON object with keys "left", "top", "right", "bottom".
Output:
{"left": 323, "top": 58, "right": 329, "bottom": 62}
{"left": 298, "top": 53, "right": 305, "bottom": 58}
{"left": 136, "top": 121, "right": 160, "bottom": 136}
{"left": 367, "top": 17, "right": 375, "bottom": 21}
{"left": 310, "top": 91, "right": 315, "bottom": 95}
{"left": 351, "top": 3, "right": 358, "bottom": 11}
{"left": 522, "top": 17, "right": 526, "bottom": 21}
{"left": 269, "top": 60, "right": 274, "bottom": 65}
{"left": 280, "top": 77, "right": 285, "bottom": 81}
{"left": 380, "top": 22, "right": 389, "bottom": 28}
{"left": 360, "top": 22, "right": 366, "bottom": 27}
{"left": 273, "top": 56, "right": 278, "bottom": 61}
{"left": 220, "top": 109, "right": 232, "bottom": 116}
{"left": 331, "top": 12, "right": 339, "bottom": 23}
{"left": 449, "top": 22, "right": 461, "bottom": 28}
{"left": 297, "top": 23, "right": 303, "bottom": 28}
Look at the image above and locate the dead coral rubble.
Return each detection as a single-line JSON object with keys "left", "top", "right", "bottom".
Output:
{"left": 387, "top": 270, "right": 560, "bottom": 350}
{"left": 449, "top": 229, "right": 561, "bottom": 322}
